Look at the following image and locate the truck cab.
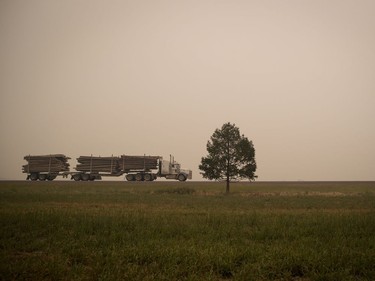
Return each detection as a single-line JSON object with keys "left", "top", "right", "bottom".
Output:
{"left": 160, "top": 156, "right": 192, "bottom": 181}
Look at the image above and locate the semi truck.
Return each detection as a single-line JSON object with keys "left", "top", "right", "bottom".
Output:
{"left": 23, "top": 154, "right": 192, "bottom": 182}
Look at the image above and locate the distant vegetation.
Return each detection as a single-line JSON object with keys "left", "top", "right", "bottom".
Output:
{"left": 200, "top": 123, "right": 257, "bottom": 193}
{"left": 1, "top": 181, "right": 375, "bottom": 280}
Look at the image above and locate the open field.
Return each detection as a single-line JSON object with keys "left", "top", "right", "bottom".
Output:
{"left": 1, "top": 181, "right": 375, "bottom": 280}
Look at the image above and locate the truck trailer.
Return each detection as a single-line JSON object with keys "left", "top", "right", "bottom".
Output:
{"left": 23, "top": 154, "right": 70, "bottom": 181}
{"left": 23, "top": 154, "right": 192, "bottom": 182}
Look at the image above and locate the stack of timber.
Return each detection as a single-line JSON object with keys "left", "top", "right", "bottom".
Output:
{"left": 23, "top": 154, "right": 70, "bottom": 173}
{"left": 120, "top": 155, "right": 160, "bottom": 171}
{"left": 75, "top": 156, "right": 121, "bottom": 174}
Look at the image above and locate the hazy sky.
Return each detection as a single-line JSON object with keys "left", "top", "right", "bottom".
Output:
{"left": 1, "top": 0, "right": 374, "bottom": 181}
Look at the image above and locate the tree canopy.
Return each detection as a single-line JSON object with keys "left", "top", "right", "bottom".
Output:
{"left": 199, "top": 122, "right": 257, "bottom": 193}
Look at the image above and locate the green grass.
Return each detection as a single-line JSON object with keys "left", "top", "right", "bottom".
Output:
{"left": 1, "top": 181, "right": 375, "bottom": 280}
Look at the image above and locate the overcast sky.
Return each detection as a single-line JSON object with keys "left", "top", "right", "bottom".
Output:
{"left": 1, "top": 0, "right": 374, "bottom": 181}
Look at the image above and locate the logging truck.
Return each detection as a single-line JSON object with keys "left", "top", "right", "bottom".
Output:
{"left": 23, "top": 154, "right": 192, "bottom": 182}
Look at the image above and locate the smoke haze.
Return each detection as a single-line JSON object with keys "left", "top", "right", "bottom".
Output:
{"left": 1, "top": 0, "right": 374, "bottom": 180}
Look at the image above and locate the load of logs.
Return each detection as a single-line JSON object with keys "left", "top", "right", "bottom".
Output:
{"left": 23, "top": 154, "right": 70, "bottom": 173}
{"left": 75, "top": 155, "right": 160, "bottom": 173}
{"left": 75, "top": 156, "right": 121, "bottom": 174}
{"left": 120, "top": 155, "right": 160, "bottom": 171}
{"left": 23, "top": 154, "right": 162, "bottom": 175}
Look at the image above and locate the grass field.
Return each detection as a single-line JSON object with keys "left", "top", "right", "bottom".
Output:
{"left": 1, "top": 181, "right": 375, "bottom": 280}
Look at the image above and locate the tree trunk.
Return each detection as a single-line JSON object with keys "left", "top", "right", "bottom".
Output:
{"left": 226, "top": 138, "right": 230, "bottom": 194}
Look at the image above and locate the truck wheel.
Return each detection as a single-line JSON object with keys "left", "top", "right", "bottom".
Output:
{"left": 135, "top": 173, "right": 143, "bottom": 181}
{"left": 73, "top": 174, "right": 81, "bottom": 181}
{"left": 144, "top": 173, "right": 152, "bottom": 181}
{"left": 47, "top": 175, "right": 57, "bottom": 181}
{"left": 81, "top": 174, "right": 90, "bottom": 181}
{"left": 126, "top": 174, "right": 135, "bottom": 181}
{"left": 178, "top": 174, "right": 187, "bottom": 182}
{"left": 30, "top": 173, "right": 38, "bottom": 181}
{"left": 38, "top": 174, "right": 47, "bottom": 181}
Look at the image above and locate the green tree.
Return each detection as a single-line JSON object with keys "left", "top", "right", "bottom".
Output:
{"left": 199, "top": 122, "right": 257, "bottom": 193}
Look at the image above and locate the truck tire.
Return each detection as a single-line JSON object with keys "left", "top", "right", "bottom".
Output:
{"left": 178, "top": 174, "right": 187, "bottom": 182}
{"left": 81, "top": 174, "right": 90, "bottom": 181}
{"left": 144, "top": 173, "right": 152, "bottom": 181}
{"left": 126, "top": 174, "right": 135, "bottom": 181}
{"left": 47, "top": 174, "right": 57, "bottom": 181}
{"left": 30, "top": 173, "right": 38, "bottom": 181}
{"left": 135, "top": 173, "right": 143, "bottom": 181}
{"left": 38, "top": 174, "right": 47, "bottom": 181}
{"left": 73, "top": 174, "right": 81, "bottom": 181}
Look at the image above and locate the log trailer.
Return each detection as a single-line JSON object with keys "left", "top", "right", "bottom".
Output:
{"left": 23, "top": 154, "right": 192, "bottom": 182}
